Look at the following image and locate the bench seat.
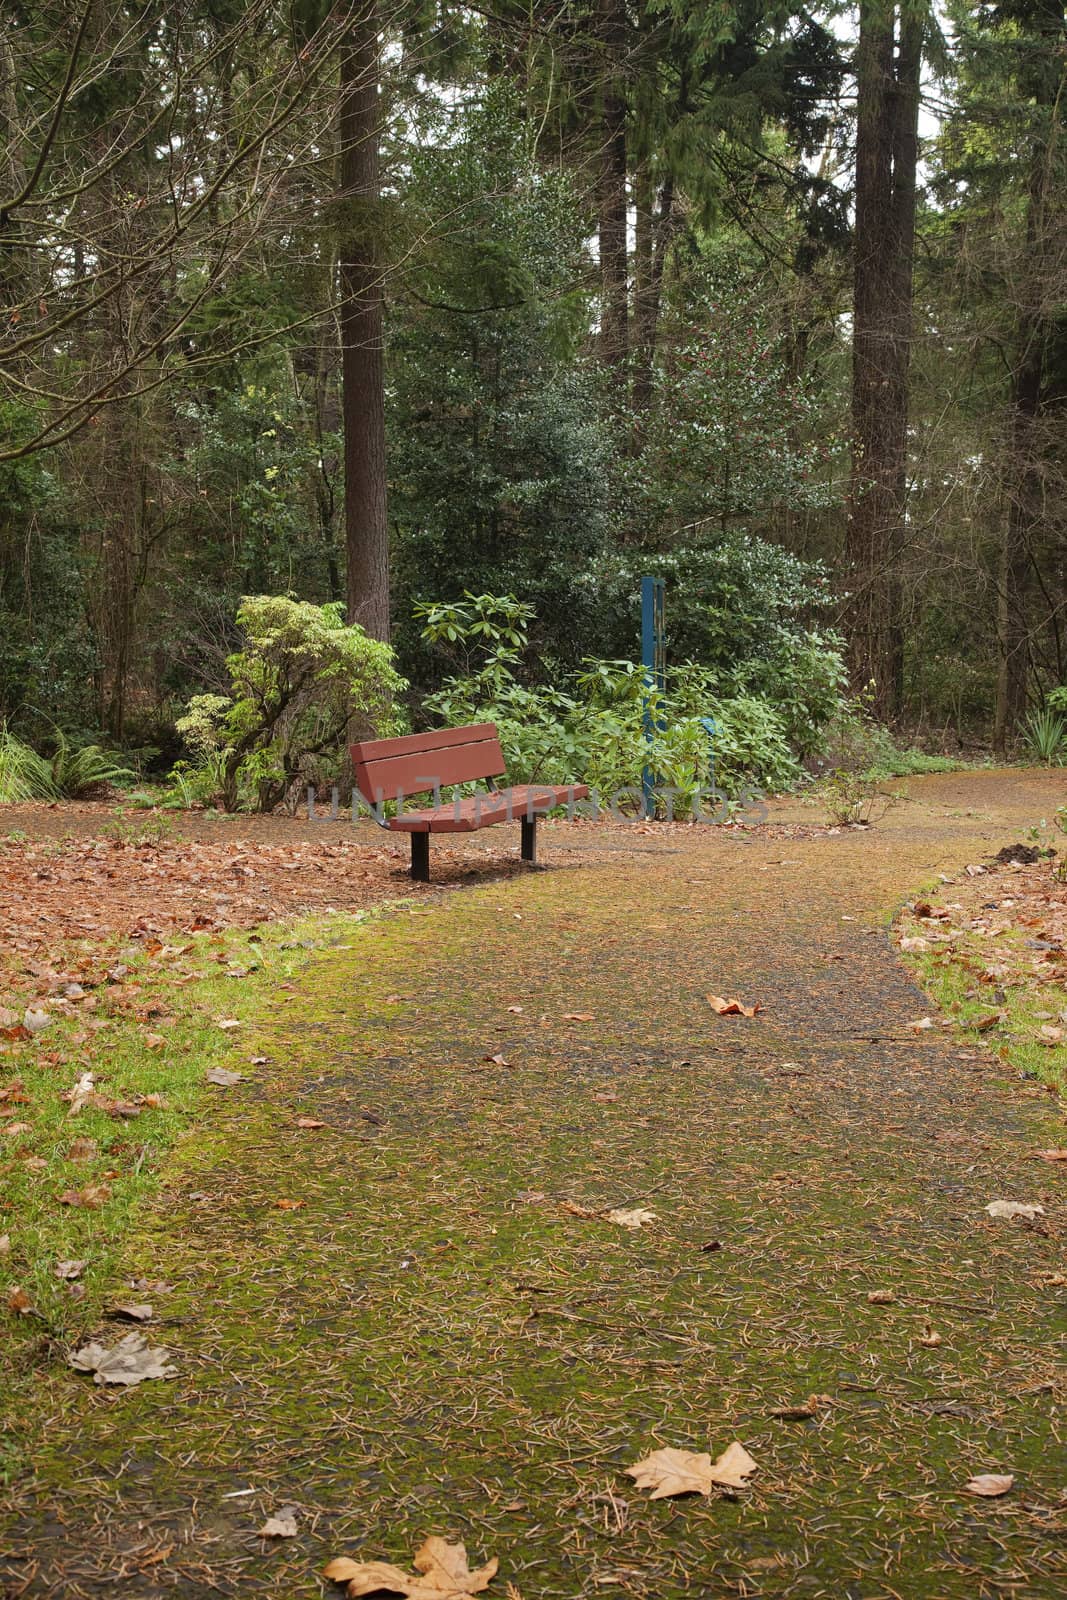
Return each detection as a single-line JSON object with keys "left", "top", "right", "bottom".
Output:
{"left": 388, "top": 784, "right": 589, "bottom": 833}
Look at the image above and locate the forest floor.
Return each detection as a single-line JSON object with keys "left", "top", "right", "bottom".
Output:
{"left": 1, "top": 769, "right": 1065, "bottom": 1600}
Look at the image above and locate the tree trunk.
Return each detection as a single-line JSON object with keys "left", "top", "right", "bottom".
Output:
{"left": 597, "top": 0, "right": 628, "bottom": 369}
{"left": 844, "top": 1, "right": 922, "bottom": 719}
{"left": 993, "top": 0, "right": 1063, "bottom": 750}
{"left": 339, "top": 3, "right": 389, "bottom": 640}
{"left": 632, "top": 172, "right": 673, "bottom": 415}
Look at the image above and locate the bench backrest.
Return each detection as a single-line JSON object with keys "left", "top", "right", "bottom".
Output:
{"left": 350, "top": 723, "right": 506, "bottom": 804}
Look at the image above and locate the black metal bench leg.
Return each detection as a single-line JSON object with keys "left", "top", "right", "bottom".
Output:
{"left": 521, "top": 816, "right": 537, "bottom": 864}
{"left": 410, "top": 832, "right": 430, "bottom": 882}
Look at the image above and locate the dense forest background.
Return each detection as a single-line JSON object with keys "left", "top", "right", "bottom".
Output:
{"left": 0, "top": 0, "right": 1064, "bottom": 785}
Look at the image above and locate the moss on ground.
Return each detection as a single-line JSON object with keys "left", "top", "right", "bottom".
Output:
{"left": 2, "top": 774, "right": 1066, "bottom": 1599}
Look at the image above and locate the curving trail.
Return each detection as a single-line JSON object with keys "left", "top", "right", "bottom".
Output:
{"left": 2, "top": 770, "right": 1065, "bottom": 1600}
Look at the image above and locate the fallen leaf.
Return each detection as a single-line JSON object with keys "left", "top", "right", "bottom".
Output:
{"left": 867, "top": 1289, "right": 896, "bottom": 1305}
{"left": 482, "top": 1053, "right": 512, "bottom": 1067}
{"left": 69, "top": 1332, "right": 177, "bottom": 1386}
{"left": 216, "top": 1018, "right": 242, "bottom": 1030}
{"left": 625, "top": 1441, "right": 757, "bottom": 1499}
{"left": 67, "top": 1136, "right": 98, "bottom": 1160}
{"left": 111, "top": 1302, "right": 153, "bottom": 1322}
{"left": 58, "top": 1184, "right": 111, "bottom": 1209}
{"left": 144, "top": 1032, "right": 166, "bottom": 1049}
{"left": 55, "top": 1259, "right": 86, "bottom": 1280}
{"left": 23, "top": 1008, "right": 51, "bottom": 1033}
{"left": 985, "top": 1200, "right": 1045, "bottom": 1221}
{"left": 707, "top": 995, "right": 760, "bottom": 1017}
{"left": 205, "top": 1067, "right": 241, "bottom": 1087}
{"left": 560, "top": 1199, "right": 597, "bottom": 1217}
{"left": 562, "top": 1012, "right": 595, "bottom": 1022}
{"left": 6, "top": 1286, "right": 32, "bottom": 1316}
{"left": 273, "top": 1198, "right": 304, "bottom": 1211}
{"left": 259, "top": 1506, "right": 298, "bottom": 1539}
{"left": 1033, "top": 1149, "right": 1067, "bottom": 1163}
{"left": 606, "top": 1207, "right": 657, "bottom": 1229}
{"left": 964, "top": 1473, "right": 1013, "bottom": 1498}
{"left": 919, "top": 1324, "right": 943, "bottom": 1347}
{"left": 325, "top": 1536, "right": 498, "bottom": 1599}
{"left": 506, "top": 1005, "right": 523, "bottom": 1014}
{"left": 295, "top": 1117, "right": 327, "bottom": 1129}
{"left": 66, "top": 1071, "right": 96, "bottom": 1114}
{"left": 4, "top": 1121, "right": 31, "bottom": 1137}
{"left": 768, "top": 1396, "right": 828, "bottom": 1420}
{"left": 974, "top": 1012, "right": 1002, "bottom": 1032}
{"left": 909, "top": 1017, "right": 935, "bottom": 1031}
{"left": 899, "top": 936, "right": 929, "bottom": 952}
{"left": 0, "top": 1234, "right": 9, "bottom": 1254}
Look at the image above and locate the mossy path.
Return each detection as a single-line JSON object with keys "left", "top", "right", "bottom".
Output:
{"left": 3, "top": 771, "right": 1065, "bottom": 1600}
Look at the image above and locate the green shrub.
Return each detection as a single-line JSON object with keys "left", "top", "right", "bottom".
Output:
{"left": 0, "top": 727, "right": 57, "bottom": 803}
{"left": 417, "top": 595, "right": 810, "bottom": 807}
{"left": 174, "top": 597, "right": 406, "bottom": 812}
{"left": 1022, "top": 706, "right": 1065, "bottom": 765}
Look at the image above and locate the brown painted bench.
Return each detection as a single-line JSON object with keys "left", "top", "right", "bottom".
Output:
{"left": 349, "top": 722, "right": 588, "bottom": 881}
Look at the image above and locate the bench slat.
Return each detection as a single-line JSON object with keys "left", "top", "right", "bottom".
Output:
{"left": 351, "top": 724, "right": 505, "bottom": 802}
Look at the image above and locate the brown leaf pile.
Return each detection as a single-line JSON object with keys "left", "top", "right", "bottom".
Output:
{"left": 0, "top": 818, "right": 525, "bottom": 954}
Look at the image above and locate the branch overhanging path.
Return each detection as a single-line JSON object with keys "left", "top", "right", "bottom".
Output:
{"left": 2, "top": 769, "right": 1065, "bottom": 1599}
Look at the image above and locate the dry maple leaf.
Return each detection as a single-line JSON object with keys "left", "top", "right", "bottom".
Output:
{"left": 325, "top": 1536, "right": 498, "bottom": 1599}
{"left": 69, "top": 1332, "right": 177, "bottom": 1386}
{"left": 625, "top": 1441, "right": 757, "bottom": 1499}
{"left": 985, "top": 1200, "right": 1044, "bottom": 1221}
{"left": 964, "top": 1473, "right": 1013, "bottom": 1498}
{"left": 707, "top": 995, "right": 760, "bottom": 1018}
{"left": 606, "top": 1207, "right": 657, "bottom": 1230}
{"left": 259, "top": 1506, "right": 298, "bottom": 1538}
{"left": 58, "top": 1184, "right": 111, "bottom": 1209}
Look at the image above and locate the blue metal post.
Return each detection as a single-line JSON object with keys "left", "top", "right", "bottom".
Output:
{"left": 641, "top": 576, "right": 666, "bottom": 817}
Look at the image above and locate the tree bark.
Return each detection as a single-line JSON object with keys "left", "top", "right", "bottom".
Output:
{"left": 993, "top": 0, "right": 1064, "bottom": 750}
{"left": 339, "top": 3, "right": 389, "bottom": 640}
{"left": 844, "top": 1, "right": 922, "bottom": 719}
{"left": 597, "top": 0, "right": 628, "bottom": 369}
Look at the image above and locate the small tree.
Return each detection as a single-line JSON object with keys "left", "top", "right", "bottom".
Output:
{"left": 177, "top": 597, "right": 404, "bottom": 812}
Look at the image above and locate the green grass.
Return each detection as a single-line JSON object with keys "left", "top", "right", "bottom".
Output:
{"left": 0, "top": 907, "right": 385, "bottom": 1485}
{"left": 902, "top": 922, "right": 1067, "bottom": 1098}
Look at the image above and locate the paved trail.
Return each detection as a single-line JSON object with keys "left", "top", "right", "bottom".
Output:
{"left": 3, "top": 771, "right": 1065, "bottom": 1600}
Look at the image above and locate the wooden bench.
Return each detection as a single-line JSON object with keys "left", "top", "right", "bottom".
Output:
{"left": 350, "top": 722, "right": 589, "bottom": 881}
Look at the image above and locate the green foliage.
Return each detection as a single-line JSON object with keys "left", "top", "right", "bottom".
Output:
{"left": 46, "top": 733, "right": 134, "bottom": 799}
{"left": 417, "top": 593, "right": 841, "bottom": 806}
{"left": 0, "top": 728, "right": 58, "bottom": 804}
{"left": 388, "top": 85, "right": 613, "bottom": 680}
{"left": 0, "top": 727, "right": 132, "bottom": 803}
{"left": 623, "top": 280, "right": 840, "bottom": 540}
{"left": 821, "top": 770, "right": 901, "bottom": 828}
{"left": 1021, "top": 706, "right": 1065, "bottom": 765}
{"left": 174, "top": 598, "right": 405, "bottom": 812}
{"left": 816, "top": 709, "right": 963, "bottom": 781}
